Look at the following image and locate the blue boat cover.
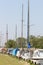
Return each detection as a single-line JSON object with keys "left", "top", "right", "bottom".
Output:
{"left": 12, "top": 48, "right": 19, "bottom": 56}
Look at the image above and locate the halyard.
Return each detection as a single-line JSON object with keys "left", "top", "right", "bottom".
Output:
{"left": 0, "top": 54, "right": 30, "bottom": 65}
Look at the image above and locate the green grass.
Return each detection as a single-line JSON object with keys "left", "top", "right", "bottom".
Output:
{"left": 0, "top": 54, "right": 30, "bottom": 65}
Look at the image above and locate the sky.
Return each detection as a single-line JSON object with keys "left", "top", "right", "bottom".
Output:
{"left": 0, "top": 0, "right": 43, "bottom": 46}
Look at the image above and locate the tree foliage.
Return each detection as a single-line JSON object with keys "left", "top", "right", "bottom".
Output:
{"left": 5, "top": 36, "right": 43, "bottom": 49}
{"left": 5, "top": 40, "right": 17, "bottom": 48}
{"left": 30, "top": 35, "right": 43, "bottom": 48}
{"left": 16, "top": 37, "right": 27, "bottom": 48}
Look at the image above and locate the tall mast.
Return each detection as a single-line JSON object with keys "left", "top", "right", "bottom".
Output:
{"left": 15, "top": 24, "right": 17, "bottom": 47}
{"left": 21, "top": 3, "right": 23, "bottom": 38}
{"left": 6, "top": 24, "right": 8, "bottom": 42}
{"left": 15, "top": 24, "right": 17, "bottom": 40}
{"left": 27, "top": 0, "right": 30, "bottom": 43}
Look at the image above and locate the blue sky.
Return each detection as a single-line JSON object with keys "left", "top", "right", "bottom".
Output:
{"left": 0, "top": 0, "right": 43, "bottom": 43}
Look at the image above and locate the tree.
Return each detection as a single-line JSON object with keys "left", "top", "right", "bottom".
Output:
{"left": 5, "top": 35, "right": 43, "bottom": 49}
{"left": 16, "top": 37, "right": 27, "bottom": 48}
{"left": 30, "top": 35, "right": 43, "bottom": 48}
{"left": 5, "top": 40, "right": 17, "bottom": 48}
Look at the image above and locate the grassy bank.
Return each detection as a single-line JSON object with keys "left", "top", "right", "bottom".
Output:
{"left": 0, "top": 54, "right": 30, "bottom": 65}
